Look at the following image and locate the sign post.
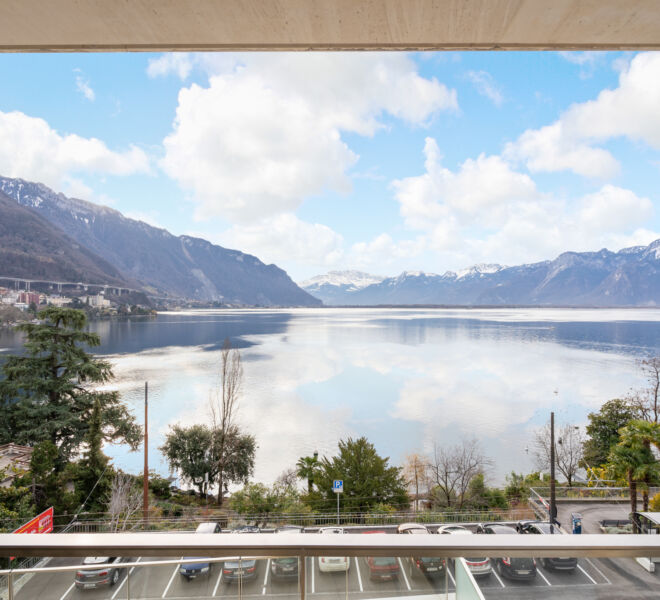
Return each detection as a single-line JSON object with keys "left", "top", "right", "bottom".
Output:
{"left": 332, "top": 480, "right": 343, "bottom": 525}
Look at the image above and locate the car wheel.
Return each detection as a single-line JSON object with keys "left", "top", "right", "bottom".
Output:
{"left": 110, "top": 570, "right": 119, "bottom": 586}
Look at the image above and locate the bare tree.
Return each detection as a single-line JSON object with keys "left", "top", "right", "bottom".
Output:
{"left": 108, "top": 472, "right": 143, "bottom": 531}
{"left": 402, "top": 453, "right": 430, "bottom": 511}
{"left": 275, "top": 467, "right": 299, "bottom": 490}
{"left": 427, "top": 439, "right": 491, "bottom": 509}
{"left": 209, "top": 338, "right": 244, "bottom": 505}
{"left": 641, "top": 357, "right": 660, "bottom": 423}
{"left": 533, "top": 423, "right": 585, "bottom": 486}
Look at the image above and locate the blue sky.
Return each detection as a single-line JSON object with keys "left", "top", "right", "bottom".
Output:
{"left": 0, "top": 50, "right": 658, "bottom": 281}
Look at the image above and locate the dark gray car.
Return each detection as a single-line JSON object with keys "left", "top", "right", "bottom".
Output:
{"left": 517, "top": 521, "right": 578, "bottom": 570}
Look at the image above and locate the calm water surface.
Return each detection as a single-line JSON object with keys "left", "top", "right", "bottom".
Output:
{"left": 2, "top": 307, "right": 660, "bottom": 485}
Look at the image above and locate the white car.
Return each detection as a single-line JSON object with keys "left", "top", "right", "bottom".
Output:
{"left": 447, "top": 530, "right": 492, "bottom": 576}
{"left": 318, "top": 527, "right": 350, "bottom": 573}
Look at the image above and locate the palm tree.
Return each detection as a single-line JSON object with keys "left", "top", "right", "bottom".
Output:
{"left": 296, "top": 454, "right": 320, "bottom": 494}
{"left": 618, "top": 420, "right": 660, "bottom": 511}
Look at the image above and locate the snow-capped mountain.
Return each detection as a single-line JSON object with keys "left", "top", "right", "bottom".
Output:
{"left": 300, "top": 270, "right": 385, "bottom": 291}
{"left": 301, "top": 245, "right": 660, "bottom": 306}
{"left": 0, "top": 176, "right": 320, "bottom": 306}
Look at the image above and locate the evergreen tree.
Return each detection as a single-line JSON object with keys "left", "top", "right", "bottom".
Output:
{"left": 76, "top": 399, "right": 112, "bottom": 513}
{"left": 0, "top": 307, "right": 141, "bottom": 469}
{"left": 314, "top": 437, "right": 409, "bottom": 513}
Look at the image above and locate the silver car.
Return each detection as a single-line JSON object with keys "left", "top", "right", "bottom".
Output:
{"left": 75, "top": 556, "right": 129, "bottom": 589}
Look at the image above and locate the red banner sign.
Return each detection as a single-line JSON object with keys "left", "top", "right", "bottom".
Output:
{"left": 13, "top": 507, "right": 54, "bottom": 535}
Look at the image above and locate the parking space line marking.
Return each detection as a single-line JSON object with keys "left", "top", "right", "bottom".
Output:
{"left": 262, "top": 558, "right": 270, "bottom": 595}
{"left": 310, "top": 558, "right": 315, "bottom": 593}
{"left": 59, "top": 582, "right": 75, "bottom": 600}
{"left": 354, "top": 558, "right": 363, "bottom": 592}
{"left": 212, "top": 566, "right": 223, "bottom": 596}
{"left": 397, "top": 558, "right": 411, "bottom": 591}
{"left": 537, "top": 568, "right": 552, "bottom": 586}
{"left": 490, "top": 568, "right": 506, "bottom": 588}
{"left": 447, "top": 566, "right": 456, "bottom": 587}
{"left": 161, "top": 557, "right": 182, "bottom": 598}
{"left": 576, "top": 564, "right": 597, "bottom": 585}
{"left": 111, "top": 557, "right": 142, "bottom": 600}
{"left": 585, "top": 558, "right": 611, "bottom": 585}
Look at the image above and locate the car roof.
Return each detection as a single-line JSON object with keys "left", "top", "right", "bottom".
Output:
{"left": 195, "top": 522, "right": 219, "bottom": 533}
{"left": 448, "top": 529, "right": 473, "bottom": 535}
{"left": 484, "top": 524, "right": 517, "bottom": 534}
{"left": 438, "top": 525, "right": 468, "bottom": 532}
{"left": 362, "top": 530, "right": 386, "bottom": 534}
{"left": 319, "top": 527, "right": 344, "bottom": 534}
{"left": 397, "top": 522, "right": 428, "bottom": 533}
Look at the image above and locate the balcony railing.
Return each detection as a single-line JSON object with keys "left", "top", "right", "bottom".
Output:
{"left": 1, "top": 532, "right": 660, "bottom": 600}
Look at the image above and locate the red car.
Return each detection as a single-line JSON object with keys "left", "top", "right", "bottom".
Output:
{"left": 364, "top": 531, "right": 400, "bottom": 581}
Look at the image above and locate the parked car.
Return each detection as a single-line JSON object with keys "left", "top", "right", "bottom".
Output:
{"left": 444, "top": 529, "right": 491, "bottom": 577}
{"left": 223, "top": 526, "right": 261, "bottom": 583}
{"left": 397, "top": 523, "right": 446, "bottom": 578}
{"left": 364, "top": 531, "right": 400, "bottom": 581}
{"left": 517, "top": 521, "right": 577, "bottom": 571}
{"left": 436, "top": 524, "right": 469, "bottom": 534}
{"left": 475, "top": 523, "right": 536, "bottom": 580}
{"left": 271, "top": 528, "right": 303, "bottom": 581}
{"left": 318, "top": 527, "right": 350, "bottom": 573}
{"left": 180, "top": 522, "right": 222, "bottom": 580}
{"left": 74, "top": 556, "right": 129, "bottom": 589}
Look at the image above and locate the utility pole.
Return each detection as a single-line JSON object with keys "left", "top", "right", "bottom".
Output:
{"left": 143, "top": 381, "right": 149, "bottom": 525}
{"left": 550, "top": 411, "right": 556, "bottom": 534}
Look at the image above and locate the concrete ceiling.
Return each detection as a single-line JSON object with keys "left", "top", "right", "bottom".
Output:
{"left": 1, "top": 0, "right": 659, "bottom": 52}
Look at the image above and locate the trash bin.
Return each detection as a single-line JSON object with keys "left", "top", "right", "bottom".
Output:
{"left": 571, "top": 512, "right": 583, "bottom": 534}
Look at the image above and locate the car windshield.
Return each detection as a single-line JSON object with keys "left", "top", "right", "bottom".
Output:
{"left": 373, "top": 557, "right": 397, "bottom": 566}
{"left": 276, "top": 558, "right": 297, "bottom": 565}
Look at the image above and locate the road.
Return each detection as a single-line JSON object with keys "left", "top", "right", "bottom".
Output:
{"left": 12, "top": 550, "right": 660, "bottom": 600}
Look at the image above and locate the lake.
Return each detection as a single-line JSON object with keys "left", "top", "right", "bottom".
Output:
{"left": 2, "top": 307, "right": 660, "bottom": 487}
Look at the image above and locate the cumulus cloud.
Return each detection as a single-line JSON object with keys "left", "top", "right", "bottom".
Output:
{"left": 390, "top": 138, "right": 657, "bottom": 269}
{"left": 159, "top": 53, "right": 458, "bottom": 222}
{"left": 465, "top": 70, "right": 503, "bottom": 106}
{"left": 0, "top": 110, "right": 151, "bottom": 195}
{"left": 507, "top": 52, "right": 660, "bottom": 177}
{"left": 218, "top": 213, "right": 345, "bottom": 267}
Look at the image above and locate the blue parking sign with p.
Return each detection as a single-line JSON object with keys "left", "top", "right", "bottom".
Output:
{"left": 333, "top": 479, "right": 343, "bottom": 493}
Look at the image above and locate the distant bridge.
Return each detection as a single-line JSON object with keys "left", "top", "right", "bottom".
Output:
{"left": 0, "top": 275, "right": 142, "bottom": 295}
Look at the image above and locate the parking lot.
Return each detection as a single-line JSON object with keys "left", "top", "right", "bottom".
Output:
{"left": 11, "top": 550, "right": 658, "bottom": 600}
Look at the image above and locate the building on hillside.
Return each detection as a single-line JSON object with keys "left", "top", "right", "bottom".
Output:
{"left": 0, "top": 443, "right": 33, "bottom": 488}
{"left": 48, "top": 296, "right": 72, "bottom": 307}
{"left": 18, "top": 292, "right": 41, "bottom": 305}
{"left": 83, "top": 294, "right": 111, "bottom": 308}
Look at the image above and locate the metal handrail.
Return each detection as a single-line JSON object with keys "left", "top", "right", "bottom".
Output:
{"left": 2, "top": 532, "right": 660, "bottom": 561}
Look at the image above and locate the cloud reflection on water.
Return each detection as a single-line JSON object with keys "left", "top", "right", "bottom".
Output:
{"left": 89, "top": 308, "right": 660, "bottom": 486}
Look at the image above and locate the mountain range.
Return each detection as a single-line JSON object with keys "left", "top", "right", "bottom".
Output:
{"left": 0, "top": 176, "right": 320, "bottom": 307}
{"left": 300, "top": 245, "right": 660, "bottom": 307}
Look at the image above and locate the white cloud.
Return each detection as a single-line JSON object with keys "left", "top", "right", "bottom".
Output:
{"left": 504, "top": 122, "right": 620, "bottom": 178}
{"left": 349, "top": 234, "right": 427, "bottom": 270}
{"left": 558, "top": 51, "right": 601, "bottom": 66}
{"left": 218, "top": 213, "right": 344, "bottom": 267}
{"left": 159, "top": 53, "right": 458, "bottom": 223}
{"left": 0, "top": 110, "right": 151, "bottom": 195}
{"left": 395, "top": 137, "right": 540, "bottom": 231}
{"left": 75, "top": 73, "right": 95, "bottom": 101}
{"left": 389, "top": 138, "right": 658, "bottom": 270}
{"left": 465, "top": 70, "right": 503, "bottom": 106}
{"left": 507, "top": 52, "right": 660, "bottom": 177}
{"left": 147, "top": 54, "right": 194, "bottom": 80}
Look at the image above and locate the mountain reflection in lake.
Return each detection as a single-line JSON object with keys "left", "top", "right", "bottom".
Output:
{"left": 2, "top": 307, "right": 659, "bottom": 484}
